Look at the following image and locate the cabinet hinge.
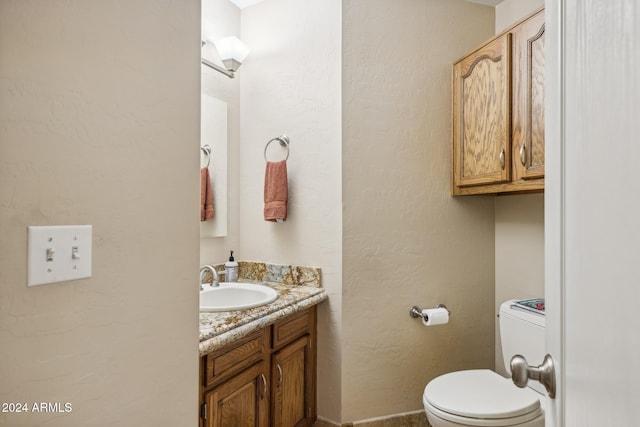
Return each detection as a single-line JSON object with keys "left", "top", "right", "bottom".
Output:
{"left": 201, "top": 402, "right": 207, "bottom": 420}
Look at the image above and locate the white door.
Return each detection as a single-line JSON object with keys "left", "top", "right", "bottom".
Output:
{"left": 545, "top": 0, "right": 640, "bottom": 426}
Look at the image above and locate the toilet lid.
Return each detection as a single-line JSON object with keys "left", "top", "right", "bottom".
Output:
{"left": 424, "top": 370, "right": 542, "bottom": 422}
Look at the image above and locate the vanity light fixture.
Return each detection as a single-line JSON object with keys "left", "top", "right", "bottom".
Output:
{"left": 201, "top": 36, "right": 250, "bottom": 79}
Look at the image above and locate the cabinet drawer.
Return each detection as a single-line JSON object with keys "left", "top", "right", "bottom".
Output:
{"left": 204, "top": 330, "right": 269, "bottom": 388}
{"left": 272, "top": 309, "right": 312, "bottom": 350}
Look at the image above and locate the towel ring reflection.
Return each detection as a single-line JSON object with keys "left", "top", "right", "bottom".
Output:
{"left": 264, "top": 135, "right": 290, "bottom": 162}
{"left": 201, "top": 145, "right": 211, "bottom": 168}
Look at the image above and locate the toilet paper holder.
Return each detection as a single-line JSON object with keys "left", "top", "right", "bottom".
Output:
{"left": 409, "top": 304, "right": 451, "bottom": 321}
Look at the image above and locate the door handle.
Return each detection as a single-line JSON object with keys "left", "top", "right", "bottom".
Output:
{"left": 510, "top": 354, "right": 556, "bottom": 399}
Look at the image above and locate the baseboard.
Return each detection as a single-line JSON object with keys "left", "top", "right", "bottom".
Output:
{"left": 314, "top": 410, "right": 429, "bottom": 427}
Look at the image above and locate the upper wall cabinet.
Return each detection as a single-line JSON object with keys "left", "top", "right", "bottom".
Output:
{"left": 452, "top": 9, "right": 545, "bottom": 196}
{"left": 512, "top": 10, "right": 545, "bottom": 182}
{"left": 452, "top": 33, "right": 511, "bottom": 189}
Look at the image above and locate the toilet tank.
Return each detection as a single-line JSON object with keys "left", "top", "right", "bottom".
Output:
{"left": 499, "top": 300, "right": 545, "bottom": 394}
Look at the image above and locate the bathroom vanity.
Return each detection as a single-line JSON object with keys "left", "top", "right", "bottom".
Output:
{"left": 200, "top": 308, "right": 317, "bottom": 427}
{"left": 198, "top": 268, "right": 326, "bottom": 427}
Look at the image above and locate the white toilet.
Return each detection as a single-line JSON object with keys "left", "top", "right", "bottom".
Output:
{"left": 423, "top": 300, "right": 545, "bottom": 427}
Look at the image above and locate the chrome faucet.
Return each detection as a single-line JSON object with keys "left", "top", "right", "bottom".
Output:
{"left": 199, "top": 265, "right": 219, "bottom": 290}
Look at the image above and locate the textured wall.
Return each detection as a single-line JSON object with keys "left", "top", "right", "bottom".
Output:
{"left": 0, "top": 1, "right": 200, "bottom": 426}
{"left": 493, "top": 0, "right": 545, "bottom": 376}
{"left": 239, "top": 0, "right": 343, "bottom": 421}
{"left": 342, "top": 0, "right": 496, "bottom": 421}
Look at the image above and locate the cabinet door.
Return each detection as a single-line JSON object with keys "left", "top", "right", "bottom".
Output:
{"left": 453, "top": 33, "right": 511, "bottom": 188}
{"left": 512, "top": 10, "right": 545, "bottom": 181}
{"left": 203, "top": 362, "right": 269, "bottom": 427}
{"left": 271, "top": 336, "right": 313, "bottom": 427}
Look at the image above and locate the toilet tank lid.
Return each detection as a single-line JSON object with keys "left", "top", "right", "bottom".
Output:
{"left": 500, "top": 299, "right": 545, "bottom": 327}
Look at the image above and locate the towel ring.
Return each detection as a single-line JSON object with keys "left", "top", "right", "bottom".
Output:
{"left": 264, "top": 135, "right": 290, "bottom": 162}
{"left": 201, "top": 145, "right": 212, "bottom": 168}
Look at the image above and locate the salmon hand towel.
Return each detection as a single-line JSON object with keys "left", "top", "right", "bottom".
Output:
{"left": 200, "top": 167, "right": 215, "bottom": 221}
{"left": 264, "top": 160, "right": 288, "bottom": 222}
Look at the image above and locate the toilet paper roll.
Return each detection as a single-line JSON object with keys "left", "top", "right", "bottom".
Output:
{"left": 421, "top": 307, "right": 449, "bottom": 326}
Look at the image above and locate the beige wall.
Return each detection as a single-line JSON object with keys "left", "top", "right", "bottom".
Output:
{"left": 0, "top": 1, "right": 200, "bottom": 426}
{"left": 342, "top": 0, "right": 496, "bottom": 422}
{"left": 493, "top": 0, "right": 545, "bottom": 376}
{"left": 239, "top": 0, "right": 344, "bottom": 421}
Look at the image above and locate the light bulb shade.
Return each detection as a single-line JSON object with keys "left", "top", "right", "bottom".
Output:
{"left": 214, "top": 36, "right": 250, "bottom": 71}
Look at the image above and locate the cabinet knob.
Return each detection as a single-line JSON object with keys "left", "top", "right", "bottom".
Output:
{"left": 519, "top": 144, "right": 527, "bottom": 166}
{"left": 499, "top": 148, "right": 506, "bottom": 170}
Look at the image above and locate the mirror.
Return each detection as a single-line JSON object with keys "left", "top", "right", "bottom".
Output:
{"left": 200, "top": 94, "right": 228, "bottom": 238}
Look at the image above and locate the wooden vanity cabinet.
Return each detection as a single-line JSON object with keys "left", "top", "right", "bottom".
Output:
{"left": 271, "top": 309, "right": 316, "bottom": 427}
{"left": 200, "top": 330, "right": 270, "bottom": 427}
{"left": 202, "top": 361, "right": 270, "bottom": 427}
{"left": 200, "top": 307, "right": 317, "bottom": 427}
{"left": 452, "top": 9, "right": 545, "bottom": 196}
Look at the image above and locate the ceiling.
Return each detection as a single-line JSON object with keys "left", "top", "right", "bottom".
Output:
{"left": 229, "top": 0, "right": 262, "bottom": 8}
{"left": 229, "top": 0, "right": 503, "bottom": 10}
{"left": 465, "top": 0, "right": 504, "bottom": 6}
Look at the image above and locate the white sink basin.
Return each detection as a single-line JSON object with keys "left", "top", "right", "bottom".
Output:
{"left": 199, "top": 282, "right": 278, "bottom": 312}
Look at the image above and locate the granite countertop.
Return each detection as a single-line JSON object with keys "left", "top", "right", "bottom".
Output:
{"left": 199, "top": 281, "right": 327, "bottom": 356}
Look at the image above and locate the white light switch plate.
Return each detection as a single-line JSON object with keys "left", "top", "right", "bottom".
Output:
{"left": 27, "top": 225, "right": 92, "bottom": 287}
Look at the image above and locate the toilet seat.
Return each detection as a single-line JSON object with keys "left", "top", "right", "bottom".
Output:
{"left": 423, "top": 370, "right": 543, "bottom": 427}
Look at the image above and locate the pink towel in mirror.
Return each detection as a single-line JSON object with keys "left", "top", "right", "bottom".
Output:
{"left": 201, "top": 167, "right": 214, "bottom": 221}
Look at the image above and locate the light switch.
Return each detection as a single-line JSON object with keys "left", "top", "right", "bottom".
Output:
{"left": 27, "top": 225, "right": 92, "bottom": 287}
